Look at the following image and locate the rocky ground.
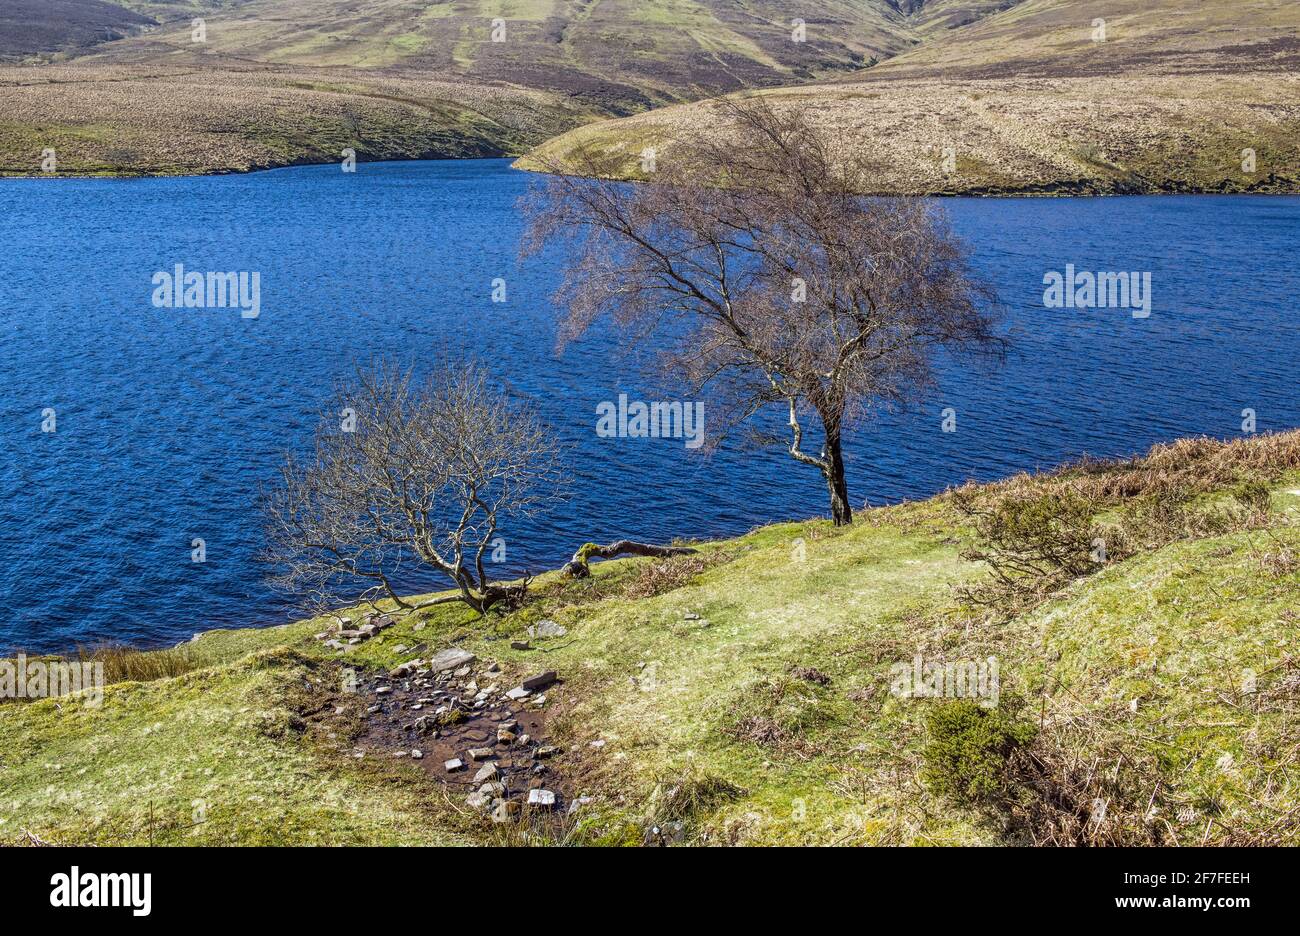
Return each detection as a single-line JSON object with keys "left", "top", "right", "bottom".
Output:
{"left": 317, "top": 613, "right": 587, "bottom": 828}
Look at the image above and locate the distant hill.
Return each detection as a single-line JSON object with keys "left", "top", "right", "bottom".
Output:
{"left": 864, "top": 0, "right": 1300, "bottom": 78}
{"left": 10, "top": 0, "right": 932, "bottom": 110}
{"left": 0, "top": 0, "right": 961, "bottom": 176}
{"left": 519, "top": 0, "right": 1300, "bottom": 196}
{"left": 5, "top": 1, "right": 1298, "bottom": 181}
{"left": 0, "top": 0, "right": 154, "bottom": 58}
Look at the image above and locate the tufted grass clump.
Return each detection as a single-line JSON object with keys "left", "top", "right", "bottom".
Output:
{"left": 921, "top": 699, "right": 1037, "bottom": 806}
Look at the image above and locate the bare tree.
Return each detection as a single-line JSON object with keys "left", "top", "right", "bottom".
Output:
{"left": 262, "top": 360, "right": 564, "bottom": 616}
{"left": 524, "top": 97, "right": 1002, "bottom": 525}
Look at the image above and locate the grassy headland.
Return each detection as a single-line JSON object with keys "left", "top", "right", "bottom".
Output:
{"left": 517, "top": 72, "right": 1300, "bottom": 195}
{"left": 5, "top": 430, "right": 1299, "bottom": 846}
{"left": 0, "top": 64, "right": 591, "bottom": 177}
{"left": 518, "top": 0, "right": 1300, "bottom": 195}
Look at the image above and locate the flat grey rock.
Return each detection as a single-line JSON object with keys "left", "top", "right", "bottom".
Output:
{"left": 527, "top": 789, "right": 557, "bottom": 808}
{"left": 529, "top": 619, "right": 568, "bottom": 639}
{"left": 521, "top": 671, "right": 557, "bottom": 692}
{"left": 427, "top": 648, "right": 477, "bottom": 673}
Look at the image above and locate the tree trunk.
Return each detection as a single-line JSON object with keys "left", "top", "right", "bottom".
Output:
{"left": 823, "top": 434, "right": 853, "bottom": 526}
{"left": 563, "top": 540, "right": 697, "bottom": 578}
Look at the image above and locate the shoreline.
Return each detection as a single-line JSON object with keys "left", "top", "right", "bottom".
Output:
{"left": 0, "top": 150, "right": 524, "bottom": 183}
{"left": 3, "top": 150, "right": 1297, "bottom": 199}
{"left": 6, "top": 428, "right": 1300, "bottom": 845}
{"left": 9, "top": 427, "right": 1300, "bottom": 662}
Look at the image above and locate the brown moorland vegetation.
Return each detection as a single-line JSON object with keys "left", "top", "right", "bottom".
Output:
{"left": 0, "top": 62, "right": 587, "bottom": 175}
{"left": 13, "top": 0, "right": 1297, "bottom": 184}
{"left": 519, "top": 0, "right": 1300, "bottom": 195}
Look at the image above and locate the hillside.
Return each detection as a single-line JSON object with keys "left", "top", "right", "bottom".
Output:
{"left": 0, "top": 1, "right": 153, "bottom": 59}
{"left": 0, "top": 64, "right": 587, "bottom": 176}
{"left": 1, "top": 0, "right": 1195, "bottom": 178}
{"left": 863, "top": 0, "right": 1300, "bottom": 78}
{"left": 73, "top": 0, "right": 918, "bottom": 108}
{"left": 5, "top": 431, "right": 1299, "bottom": 846}
{"left": 0, "top": 0, "right": 947, "bottom": 176}
{"left": 519, "top": 0, "right": 1300, "bottom": 195}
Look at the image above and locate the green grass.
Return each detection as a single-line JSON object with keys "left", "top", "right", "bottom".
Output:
{"left": 5, "top": 436, "right": 1299, "bottom": 845}
{"left": 0, "top": 645, "right": 465, "bottom": 845}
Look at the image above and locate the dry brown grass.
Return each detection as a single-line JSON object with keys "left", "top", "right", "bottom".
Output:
{"left": 1007, "top": 701, "right": 1173, "bottom": 846}
{"left": 788, "top": 664, "right": 832, "bottom": 686}
{"left": 0, "top": 640, "right": 204, "bottom": 707}
{"left": 521, "top": 71, "right": 1300, "bottom": 195}
{"left": 722, "top": 674, "right": 840, "bottom": 760}
{"left": 620, "top": 550, "right": 734, "bottom": 601}
{"left": 0, "top": 62, "right": 584, "bottom": 176}
{"left": 970, "top": 430, "right": 1300, "bottom": 504}
{"left": 74, "top": 641, "right": 203, "bottom": 684}
{"left": 951, "top": 430, "right": 1300, "bottom": 610}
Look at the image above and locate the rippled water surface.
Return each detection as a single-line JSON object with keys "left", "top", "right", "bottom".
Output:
{"left": 2, "top": 159, "right": 1297, "bottom": 653}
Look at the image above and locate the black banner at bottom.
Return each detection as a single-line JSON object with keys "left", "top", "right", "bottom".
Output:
{"left": 0, "top": 846, "right": 1281, "bottom": 921}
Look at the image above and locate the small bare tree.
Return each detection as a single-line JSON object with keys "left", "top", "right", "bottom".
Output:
{"left": 524, "top": 98, "right": 1002, "bottom": 525}
{"left": 263, "top": 361, "right": 563, "bottom": 616}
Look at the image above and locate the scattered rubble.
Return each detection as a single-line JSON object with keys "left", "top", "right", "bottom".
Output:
{"left": 349, "top": 653, "right": 581, "bottom": 825}
{"left": 318, "top": 612, "right": 398, "bottom": 651}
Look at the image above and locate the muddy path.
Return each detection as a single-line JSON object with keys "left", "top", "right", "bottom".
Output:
{"left": 346, "top": 650, "right": 586, "bottom": 823}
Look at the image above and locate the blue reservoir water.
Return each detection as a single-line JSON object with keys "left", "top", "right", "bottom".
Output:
{"left": 1, "top": 159, "right": 1296, "bottom": 654}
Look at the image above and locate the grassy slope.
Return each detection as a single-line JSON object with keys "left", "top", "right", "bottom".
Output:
{"left": 863, "top": 0, "right": 1300, "bottom": 78}
{"left": 85, "top": 0, "right": 915, "bottom": 99}
{"left": 0, "top": 0, "right": 921, "bottom": 176}
{"left": 0, "top": 64, "right": 588, "bottom": 176}
{"left": 517, "top": 0, "right": 1300, "bottom": 195}
{"left": 5, "top": 433, "right": 1299, "bottom": 846}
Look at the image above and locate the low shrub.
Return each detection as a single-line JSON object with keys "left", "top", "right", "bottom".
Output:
{"left": 923, "top": 699, "right": 1175, "bottom": 845}
{"left": 921, "top": 699, "right": 1037, "bottom": 805}
{"left": 953, "top": 487, "right": 1110, "bottom": 607}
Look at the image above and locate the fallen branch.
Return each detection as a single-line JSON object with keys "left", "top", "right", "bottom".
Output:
{"left": 562, "top": 540, "right": 697, "bottom": 578}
